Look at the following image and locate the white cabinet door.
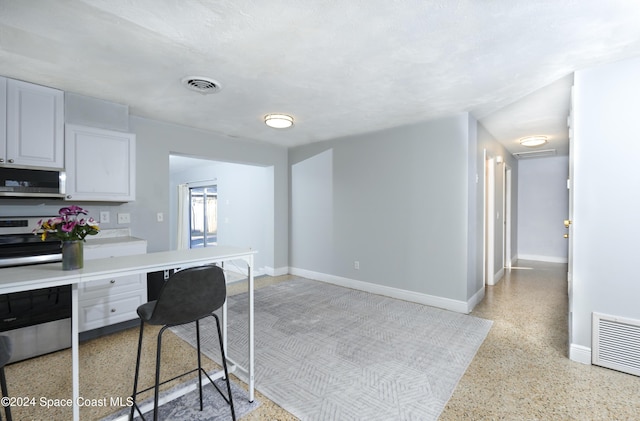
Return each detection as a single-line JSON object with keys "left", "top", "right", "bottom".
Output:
{"left": 65, "top": 124, "right": 136, "bottom": 201}
{"left": 78, "top": 292, "right": 147, "bottom": 332}
{"left": 0, "top": 77, "right": 6, "bottom": 164}
{"left": 79, "top": 240, "right": 147, "bottom": 332}
{"left": 6, "top": 79, "right": 64, "bottom": 169}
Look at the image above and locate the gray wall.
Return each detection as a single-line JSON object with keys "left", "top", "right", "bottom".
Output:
{"left": 289, "top": 114, "right": 477, "bottom": 303}
{"left": 290, "top": 149, "right": 333, "bottom": 273}
{"left": 571, "top": 56, "right": 640, "bottom": 351}
{"left": 1, "top": 90, "right": 518, "bottom": 314}
{"left": 517, "top": 156, "right": 569, "bottom": 262}
{"left": 129, "top": 116, "right": 288, "bottom": 271}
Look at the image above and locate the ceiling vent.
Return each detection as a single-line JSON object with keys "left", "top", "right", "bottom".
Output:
{"left": 512, "top": 149, "right": 556, "bottom": 160}
{"left": 181, "top": 76, "right": 222, "bottom": 95}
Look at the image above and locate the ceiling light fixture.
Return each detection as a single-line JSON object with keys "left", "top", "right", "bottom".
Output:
{"left": 519, "top": 135, "right": 548, "bottom": 147}
{"left": 264, "top": 114, "right": 294, "bottom": 129}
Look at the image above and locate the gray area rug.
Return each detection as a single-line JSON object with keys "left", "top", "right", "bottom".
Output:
{"left": 172, "top": 278, "right": 492, "bottom": 420}
{"left": 102, "top": 377, "right": 259, "bottom": 420}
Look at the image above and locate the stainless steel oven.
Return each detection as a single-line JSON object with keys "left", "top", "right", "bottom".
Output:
{"left": 0, "top": 216, "right": 71, "bottom": 363}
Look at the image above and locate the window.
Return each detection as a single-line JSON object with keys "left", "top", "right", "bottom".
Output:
{"left": 189, "top": 185, "right": 217, "bottom": 248}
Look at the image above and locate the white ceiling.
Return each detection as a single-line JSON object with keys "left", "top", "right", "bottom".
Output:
{"left": 1, "top": 1, "right": 640, "bottom": 156}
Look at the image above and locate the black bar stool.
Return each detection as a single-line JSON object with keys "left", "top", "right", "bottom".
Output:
{"left": 129, "top": 265, "right": 235, "bottom": 421}
{"left": 0, "top": 335, "right": 12, "bottom": 421}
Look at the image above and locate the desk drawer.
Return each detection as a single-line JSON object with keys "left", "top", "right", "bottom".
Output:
{"left": 80, "top": 274, "right": 144, "bottom": 297}
{"left": 78, "top": 291, "right": 146, "bottom": 332}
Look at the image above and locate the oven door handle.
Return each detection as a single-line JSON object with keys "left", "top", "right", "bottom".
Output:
{"left": 0, "top": 254, "right": 61, "bottom": 268}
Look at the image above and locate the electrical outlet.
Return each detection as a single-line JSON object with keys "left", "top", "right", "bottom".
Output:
{"left": 99, "top": 211, "right": 110, "bottom": 224}
{"left": 117, "top": 213, "right": 131, "bottom": 224}
{"left": 354, "top": 261, "right": 360, "bottom": 270}
{"left": 156, "top": 212, "right": 164, "bottom": 222}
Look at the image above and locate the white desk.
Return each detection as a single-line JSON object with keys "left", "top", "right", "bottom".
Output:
{"left": 0, "top": 246, "right": 256, "bottom": 421}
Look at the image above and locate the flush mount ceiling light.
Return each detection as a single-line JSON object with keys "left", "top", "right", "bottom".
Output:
{"left": 181, "top": 76, "right": 222, "bottom": 95}
{"left": 519, "top": 135, "right": 548, "bottom": 147}
{"left": 264, "top": 114, "right": 294, "bottom": 129}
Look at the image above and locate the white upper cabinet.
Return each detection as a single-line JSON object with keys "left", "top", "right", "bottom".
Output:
{"left": 5, "top": 79, "right": 64, "bottom": 169}
{"left": 65, "top": 124, "right": 136, "bottom": 202}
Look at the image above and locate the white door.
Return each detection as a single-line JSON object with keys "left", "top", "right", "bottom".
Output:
{"left": 503, "top": 165, "right": 512, "bottom": 269}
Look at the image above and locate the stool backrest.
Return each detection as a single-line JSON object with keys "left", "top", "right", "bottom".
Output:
{"left": 147, "top": 265, "right": 227, "bottom": 326}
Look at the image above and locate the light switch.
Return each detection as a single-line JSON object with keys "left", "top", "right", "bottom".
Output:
{"left": 157, "top": 212, "right": 164, "bottom": 222}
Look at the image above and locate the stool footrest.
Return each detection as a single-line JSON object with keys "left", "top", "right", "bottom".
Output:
{"left": 132, "top": 367, "right": 201, "bottom": 397}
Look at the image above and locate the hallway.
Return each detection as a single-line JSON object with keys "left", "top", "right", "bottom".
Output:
{"left": 441, "top": 260, "right": 640, "bottom": 420}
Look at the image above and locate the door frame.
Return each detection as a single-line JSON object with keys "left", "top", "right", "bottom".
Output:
{"left": 567, "top": 86, "right": 575, "bottom": 353}
{"left": 484, "top": 150, "right": 496, "bottom": 286}
{"left": 503, "top": 164, "right": 512, "bottom": 269}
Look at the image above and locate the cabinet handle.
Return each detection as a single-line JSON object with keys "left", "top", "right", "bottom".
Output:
{"left": 110, "top": 279, "right": 116, "bottom": 284}
{"left": 66, "top": 195, "right": 72, "bottom": 199}
{"left": 0, "top": 158, "right": 4, "bottom": 163}
{"left": 111, "top": 308, "right": 116, "bottom": 313}
{"left": 7, "top": 159, "right": 14, "bottom": 163}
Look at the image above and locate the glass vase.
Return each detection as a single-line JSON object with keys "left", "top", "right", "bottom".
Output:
{"left": 62, "top": 240, "right": 84, "bottom": 270}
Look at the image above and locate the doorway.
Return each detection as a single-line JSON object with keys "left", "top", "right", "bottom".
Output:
{"left": 169, "top": 154, "right": 275, "bottom": 275}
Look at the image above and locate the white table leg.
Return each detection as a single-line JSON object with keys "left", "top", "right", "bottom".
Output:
{"left": 71, "top": 284, "right": 80, "bottom": 421}
{"left": 248, "top": 255, "right": 254, "bottom": 402}
{"left": 221, "top": 262, "right": 227, "bottom": 354}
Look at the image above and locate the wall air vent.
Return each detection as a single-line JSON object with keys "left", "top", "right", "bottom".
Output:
{"left": 512, "top": 149, "right": 556, "bottom": 160}
{"left": 181, "top": 76, "right": 222, "bottom": 95}
{"left": 592, "top": 312, "right": 640, "bottom": 376}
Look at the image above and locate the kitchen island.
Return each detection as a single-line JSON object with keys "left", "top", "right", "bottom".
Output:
{"left": 0, "top": 246, "right": 256, "bottom": 421}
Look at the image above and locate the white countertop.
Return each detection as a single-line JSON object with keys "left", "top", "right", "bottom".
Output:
{"left": 84, "top": 235, "right": 147, "bottom": 248}
{"left": 0, "top": 246, "right": 256, "bottom": 294}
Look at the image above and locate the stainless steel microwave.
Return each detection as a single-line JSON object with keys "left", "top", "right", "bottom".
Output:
{"left": 0, "top": 167, "right": 66, "bottom": 198}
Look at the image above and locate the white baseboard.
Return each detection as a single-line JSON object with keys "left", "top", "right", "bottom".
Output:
{"left": 289, "top": 267, "right": 474, "bottom": 314}
{"left": 569, "top": 343, "right": 592, "bottom": 365}
{"left": 467, "top": 286, "right": 485, "bottom": 312}
{"left": 517, "top": 254, "right": 568, "bottom": 264}
{"left": 225, "top": 262, "right": 266, "bottom": 277}
{"left": 494, "top": 267, "right": 505, "bottom": 284}
{"left": 264, "top": 266, "right": 289, "bottom": 277}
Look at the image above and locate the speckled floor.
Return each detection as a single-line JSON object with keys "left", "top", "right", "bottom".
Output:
{"left": 440, "top": 260, "right": 640, "bottom": 420}
{"left": 4, "top": 262, "right": 640, "bottom": 420}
